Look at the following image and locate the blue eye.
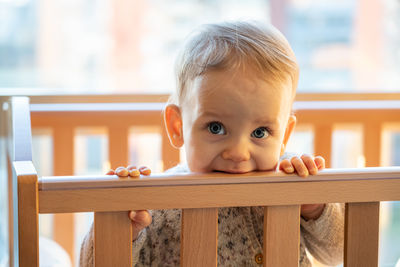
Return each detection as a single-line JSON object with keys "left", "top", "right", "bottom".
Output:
{"left": 208, "top": 122, "right": 226, "bottom": 135}
{"left": 251, "top": 127, "right": 269, "bottom": 139}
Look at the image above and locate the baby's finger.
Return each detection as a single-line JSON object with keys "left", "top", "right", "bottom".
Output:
{"left": 291, "top": 156, "right": 309, "bottom": 177}
{"left": 279, "top": 159, "right": 294, "bottom": 173}
{"left": 129, "top": 210, "right": 152, "bottom": 240}
{"left": 115, "top": 166, "right": 129, "bottom": 178}
{"left": 106, "top": 169, "right": 115, "bottom": 175}
{"left": 301, "top": 154, "right": 318, "bottom": 175}
{"left": 129, "top": 168, "right": 141, "bottom": 177}
{"left": 127, "top": 165, "right": 137, "bottom": 171}
{"left": 129, "top": 210, "right": 152, "bottom": 227}
{"left": 314, "top": 156, "right": 325, "bottom": 170}
{"left": 139, "top": 166, "right": 151, "bottom": 176}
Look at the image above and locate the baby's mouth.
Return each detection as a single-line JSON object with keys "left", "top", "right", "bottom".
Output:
{"left": 213, "top": 169, "right": 250, "bottom": 174}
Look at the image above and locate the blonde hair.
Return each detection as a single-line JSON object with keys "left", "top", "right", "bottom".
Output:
{"left": 170, "top": 21, "right": 299, "bottom": 106}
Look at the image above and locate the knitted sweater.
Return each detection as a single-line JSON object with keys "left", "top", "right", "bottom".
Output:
{"left": 80, "top": 165, "right": 344, "bottom": 267}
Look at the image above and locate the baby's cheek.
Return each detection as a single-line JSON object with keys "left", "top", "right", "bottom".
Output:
{"left": 187, "top": 155, "right": 211, "bottom": 173}
{"left": 185, "top": 143, "right": 213, "bottom": 172}
{"left": 254, "top": 150, "right": 280, "bottom": 171}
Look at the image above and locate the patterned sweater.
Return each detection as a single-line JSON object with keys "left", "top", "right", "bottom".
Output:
{"left": 80, "top": 164, "right": 344, "bottom": 267}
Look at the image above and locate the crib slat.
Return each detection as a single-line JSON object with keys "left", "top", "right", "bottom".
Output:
{"left": 94, "top": 211, "right": 132, "bottom": 267}
{"left": 263, "top": 205, "right": 300, "bottom": 267}
{"left": 181, "top": 208, "right": 218, "bottom": 267}
{"left": 314, "top": 124, "right": 332, "bottom": 168}
{"left": 344, "top": 202, "right": 380, "bottom": 267}
{"left": 53, "top": 126, "right": 75, "bottom": 264}
{"left": 108, "top": 126, "right": 129, "bottom": 168}
{"left": 364, "top": 123, "right": 381, "bottom": 167}
{"left": 15, "top": 161, "right": 39, "bottom": 267}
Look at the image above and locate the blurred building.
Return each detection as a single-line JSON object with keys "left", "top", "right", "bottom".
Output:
{"left": 0, "top": 0, "right": 399, "bottom": 94}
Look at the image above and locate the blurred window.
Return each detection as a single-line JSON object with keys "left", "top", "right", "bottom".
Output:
{"left": 0, "top": 0, "right": 399, "bottom": 94}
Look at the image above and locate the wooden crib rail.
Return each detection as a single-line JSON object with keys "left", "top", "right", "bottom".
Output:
{"left": 16, "top": 164, "right": 400, "bottom": 267}
{"left": 37, "top": 167, "right": 400, "bottom": 212}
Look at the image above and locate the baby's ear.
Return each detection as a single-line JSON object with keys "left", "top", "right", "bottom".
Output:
{"left": 164, "top": 104, "right": 184, "bottom": 148}
{"left": 280, "top": 115, "right": 296, "bottom": 157}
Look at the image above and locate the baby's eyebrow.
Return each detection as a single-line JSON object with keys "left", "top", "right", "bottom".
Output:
{"left": 253, "top": 117, "right": 278, "bottom": 125}
{"left": 199, "top": 111, "right": 233, "bottom": 119}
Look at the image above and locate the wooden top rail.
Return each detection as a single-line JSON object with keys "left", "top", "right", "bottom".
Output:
{"left": 293, "top": 100, "right": 400, "bottom": 110}
{"left": 30, "top": 102, "right": 166, "bottom": 112}
{"left": 36, "top": 166, "right": 400, "bottom": 214}
{"left": 29, "top": 103, "right": 165, "bottom": 128}
{"left": 293, "top": 101, "right": 400, "bottom": 124}
{"left": 30, "top": 100, "right": 400, "bottom": 112}
{"left": 39, "top": 167, "right": 400, "bottom": 190}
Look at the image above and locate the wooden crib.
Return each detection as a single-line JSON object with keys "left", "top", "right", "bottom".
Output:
{"left": 6, "top": 96, "right": 400, "bottom": 267}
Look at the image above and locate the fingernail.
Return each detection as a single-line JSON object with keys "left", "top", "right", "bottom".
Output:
{"left": 129, "top": 169, "right": 140, "bottom": 177}
{"left": 139, "top": 166, "right": 151, "bottom": 176}
{"left": 116, "top": 167, "right": 129, "bottom": 177}
{"left": 127, "top": 165, "right": 137, "bottom": 171}
{"left": 129, "top": 211, "right": 136, "bottom": 220}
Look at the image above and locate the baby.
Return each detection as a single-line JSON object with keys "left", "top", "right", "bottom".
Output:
{"left": 80, "top": 21, "right": 343, "bottom": 266}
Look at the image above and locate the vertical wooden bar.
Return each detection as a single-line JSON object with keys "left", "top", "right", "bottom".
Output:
{"left": 53, "top": 126, "right": 75, "bottom": 264}
{"left": 94, "top": 211, "right": 132, "bottom": 267}
{"left": 364, "top": 123, "right": 381, "bottom": 167}
{"left": 53, "top": 126, "right": 74, "bottom": 176}
{"left": 181, "top": 208, "right": 218, "bottom": 267}
{"left": 108, "top": 126, "right": 129, "bottom": 168}
{"left": 344, "top": 202, "right": 380, "bottom": 267}
{"left": 263, "top": 205, "right": 300, "bottom": 267}
{"left": 314, "top": 124, "right": 332, "bottom": 168}
{"left": 16, "top": 164, "right": 39, "bottom": 267}
{"left": 161, "top": 126, "right": 180, "bottom": 171}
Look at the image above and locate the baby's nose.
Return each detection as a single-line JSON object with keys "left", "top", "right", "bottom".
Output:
{"left": 221, "top": 141, "right": 250, "bottom": 162}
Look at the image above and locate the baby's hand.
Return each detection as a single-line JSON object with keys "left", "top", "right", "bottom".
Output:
{"left": 106, "top": 165, "right": 151, "bottom": 177}
{"left": 128, "top": 210, "right": 152, "bottom": 240}
{"left": 279, "top": 154, "right": 325, "bottom": 177}
{"left": 279, "top": 155, "right": 326, "bottom": 220}
{"left": 106, "top": 165, "right": 152, "bottom": 240}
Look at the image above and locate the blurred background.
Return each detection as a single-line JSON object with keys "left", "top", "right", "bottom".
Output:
{"left": 1, "top": 0, "right": 400, "bottom": 266}
{"left": 1, "top": 0, "right": 399, "bottom": 94}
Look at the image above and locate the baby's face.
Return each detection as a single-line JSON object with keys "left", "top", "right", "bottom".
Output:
{"left": 180, "top": 68, "right": 295, "bottom": 173}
